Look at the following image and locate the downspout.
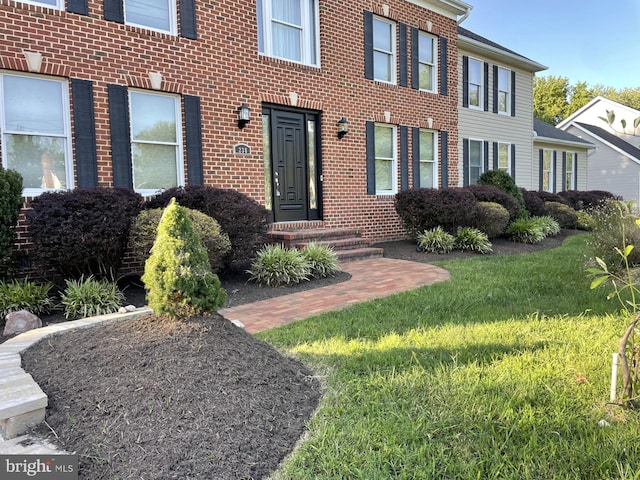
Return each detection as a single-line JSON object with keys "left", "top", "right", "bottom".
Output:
{"left": 457, "top": 5, "right": 472, "bottom": 24}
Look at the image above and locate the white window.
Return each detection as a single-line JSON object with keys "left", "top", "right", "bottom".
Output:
{"left": 469, "top": 139, "right": 483, "bottom": 185}
{"left": 375, "top": 124, "right": 397, "bottom": 194}
{"left": 124, "top": 0, "right": 176, "bottom": 34}
{"left": 419, "top": 130, "right": 437, "bottom": 188}
{"left": 542, "top": 149, "right": 554, "bottom": 192}
{"left": 0, "top": 74, "right": 72, "bottom": 196}
{"left": 498, "top": 142, "right": 510, "bottom": 174}
{"left": 257, "top": 0, "right": 319, "bottom": 67}
{"left": 129, "top": 91, "right": 184, "bottom": 195}
{"left": 22, "top": 0, "right": 62, "bottom": 9}
{"left": 373, "top": 17, "right": 396, "bottom": 84}
{"left": 468, "top": 58, "right": 483, "bottom": 109}
{"left": 497, "top": 67, "right": 511, "bottom": 114}
{"left": 565, "top": 152, "right": 576, "bottom": 190}
{"left": 418, "top": 32, "right": 436, "bottom": 92}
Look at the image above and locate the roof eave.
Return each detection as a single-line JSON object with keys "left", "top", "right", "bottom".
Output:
{"left": 533, "top": 136, "right": 596, "bottom": 150}
{"left": 405, "top": 0, "right": 472, "bottom": 20}
{"left": 458, "top": 35, "right": 547, "bottom": 72}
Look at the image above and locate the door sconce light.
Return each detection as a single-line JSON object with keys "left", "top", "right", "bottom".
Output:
{"left": 238, "top": 104, "right": 250, "bottom": 129}
{"left": 337, "top": 117, "right": 349, "bottom": 139}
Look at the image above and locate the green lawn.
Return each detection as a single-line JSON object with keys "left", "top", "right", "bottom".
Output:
{"left": 259, "top": 234, "right": 640, "bottom": 480}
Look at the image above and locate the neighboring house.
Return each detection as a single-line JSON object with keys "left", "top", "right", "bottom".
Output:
{"left": 457, "top": 26, "right": 547, "bottom": 189}
{"left": 533, "top": 118, "right": 594, "bottom": 193}
{"left": 1, "top": 0, "right": 472, "bottom": 249}
{"left": 557, "top": 97, "right": 640, "bottom": 203}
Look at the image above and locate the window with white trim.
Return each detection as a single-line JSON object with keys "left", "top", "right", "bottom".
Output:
{"left": 129, "top": 91, "right": 184, "bottom": 194}
{"left": 418, "top": 31, "right": 436, "bottom": 92}
{"left": 373, "top": 16, "right": 396, "bottom": 83}
{"left": 498, "top": 142, "right": 510, "bottom": 174}
{"left": 419, "top": 129, "right": 437, "bottom": 188}
{"left": 469, "top": 139, "right": 483, "bottom": 185}
{"left": 375, "top": 124, "right": 397, "bottom": 194}
{"left": 542, "top": 149, "right": 554, "bottom": 192}
{"left": 497, "top": 67, "right": 511, "bottom": 114}
{"left": 125, "top": 0, "right": 176, "bottom": 33}
{"left": 565, "top": 151, "right": 576, "bottom": 190}
{"left": 0, "top": 73, "right": 72, "bottom": 195}
{"left": 257, "top": 0, "right": 319, "bottom": 66}
{"left": 22, "top": 0, "right": 62, "bottom": 9}
{"left": 468, "top": 58, "right": 483, "bottom": 109}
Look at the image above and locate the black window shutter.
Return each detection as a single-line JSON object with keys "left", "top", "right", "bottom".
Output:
{"left": 364, "top": 11, "right": 374, "bottom": 80}
{"left": 366, "top": 121, "right": 376, "bottom": 194}
{"left": 483, "top": 141, "right": 489, "bottom": 174}
{"left": 511, "top": 71, "right": 516, "bottom": 117}
{"left": 104, "top": 0, "right": 124, "bottom": 23}
{"left": 492, "top": 142, "right": 498, "bottom": 170}
{"left": 440, "top": 131, "right": 448, "bottom": 188}
{"left": 399, "top": 23, "right": 407, "bottom": 87}
{"left": 552, "top": 151, "right": 557, "bottom": 193}
{"left": 412, "top": 127, "right": 420, "bottom": 188}
{"left": 439, "top": 37, "right": 447, "bottom": 96}
{"left": 184, "top": 95, "right": 203, "bottom": 186}
{"left": 400, "top": 126, "right": 408, "bottom": 190}
{"left": 71, "top": 79, "right": 98, "bottom": 188}
{"left": 180, "top": 0, "right": 197, "bottom": 39}
{"left": 107, "top": 84, "right": 133, "bottom": 189}
{"left": 483, "top": 62, "right": 489, "bottom": 111}
{"left": 511, "top": 144, "right": 516, "bottom": 182}
{"left": 463, "top": 138, "right": 469, "bottom": 187}
{"left": 539, "top": 149, "right": 544, "bottom": 191}
{"left": 492, "top": 65, "right": 498, "bottom": 114}
{"left": 462, "top": 55, "right": 469, "bottom": 107}
{"left": 411, "top": 28, "right": 419, "bottom": 90}
{"left": 67, "top": 0, "right": 88, "bottom": 15}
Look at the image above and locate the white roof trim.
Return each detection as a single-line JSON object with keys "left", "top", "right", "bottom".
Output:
{"left": 457, "top": 35, "right": 547, "bottom": 72}
{"left": 568, "top": 122, "right": 640, "bottom": 166}
{"left": 557, "top": 96, "right": 640, "bottom": 129}
{"left": 405, "top": 0, "right": 472, "bottom": 20}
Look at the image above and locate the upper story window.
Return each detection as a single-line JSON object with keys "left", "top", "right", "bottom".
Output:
{"left": 0, "top": 73, "right": 72, "bottom": 196}
{"left": 374, "top": 124, "right": 397, "bottom": 194}
{"left": 257, "top": 0, "right": 319, "bottom": 67}
{"left": 373, "top": 16, "right": 396, "bottom": 83}
{"left": 542, "top": 149, "right": 554, "bottom": 192}
{"left": 418, "top": 32, "right": 437, "bottom": 92}
{"left": 565, "top": 152, "right": 576, "bottom": 190}
{"left": 468, "top": 58, "right": 483, "bottom": 109}
{"left": 418, "top": 130, "right": 437, "bottom": 188}
{"left": 129, "top": 90, "right": 183, "bottom": 195}
{"left": 125, "top": 0, "right": 176, "bottom": 33}
{"left": 497, "top": 67, "right": 511, "bottom": 114}
{"left": 498, "top": 142, "right": 510, "bottom": 174}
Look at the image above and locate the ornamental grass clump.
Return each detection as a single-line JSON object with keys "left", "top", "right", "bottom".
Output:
{"left": 505, "top": 217, "right": 545, "bottom": 244}
{"left": 247, "top": 244, "right": 311, "bottom": 286}
{"left": 301, "top": 242, "right": 340, "bottom": 278}
{"left": 0, "top": 280, "right": 56, "bottom": 317}
{"left": 536, "top": 215, "right": 561, "bottom": 236}
{"left": 416, "top": 227, "right": 455, "bottom": 254}
{"left": 454, "top": 227, "right": 492, "bottom": 254}
{"left": 60, "top": 275, "right": 125, "bottom": 319}
{"left": 142, "top": 198, "right": 226, "bottom": 319}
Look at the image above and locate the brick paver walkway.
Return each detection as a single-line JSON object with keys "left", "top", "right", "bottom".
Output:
{"left": 219, "top": 258, "right": 450, "bottom": 334}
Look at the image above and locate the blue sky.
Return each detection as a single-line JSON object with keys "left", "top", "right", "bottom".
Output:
{"left": 460, "top": 0, "right": 640, "bottom": 90}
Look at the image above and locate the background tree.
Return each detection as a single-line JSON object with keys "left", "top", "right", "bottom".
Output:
{"left": 533, "top": 76, "right": 572, "bottom": 125}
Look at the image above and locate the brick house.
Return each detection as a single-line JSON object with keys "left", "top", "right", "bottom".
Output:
{"left": 1, "top": 0, "right": 473, "bottom": 258}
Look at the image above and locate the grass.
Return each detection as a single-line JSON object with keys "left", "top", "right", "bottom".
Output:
{"left": 259, "top": 234, "right": 640, "bottom": 479}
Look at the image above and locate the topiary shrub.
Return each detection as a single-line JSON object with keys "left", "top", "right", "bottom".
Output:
{"left": 521, "top": 188, "right": 546, "bottom": 217}
{"left": 464, "top": 184, "right": 520, "bottom": 221}
{"left": 575, "top": 210, "right": 596, "bottom": 231}
{"left": 301, "top": 242, "right": 340, "bottom": 278}
{"left": 544, "top": 201, "right": 578, "bottom": 228}
{"left": 416, "top": 227, "right": 455, "bottom": 254}
{"left": 60, "top": 275, "right": 125, "bottom": 319}
{"left": 142, "top": 198, "right": 226, "bottom": 319}
{"left": 130, "top": 208, "right": 231, "bottom": 274}
{"left": 471, "top": 201, "right": 510, "bottom": 239}
{"left": 0, "top": 280, "right": 56, "bottom": 318}
{"left": 145, "top": 186, "right": 269, "bottom": 272}
{"left": 477, "top": 170, "right": 526, "bottom": 217}
{"left": 0, "top": 167, "right": 23, "bottom": 279}
{"left": 26, "top": 188, "right": 143, "bottom": 281}
{"left": 395, "top": 188, "right": 479, "bottom": 238}
{"left": 454, "top": 227, "right": 492, "bottom": 254}
{"left": 558, "top": 190, "right": 619, "bottom": 211}
{"left": 247, "top": 244, "right": 311, "bottom": 286}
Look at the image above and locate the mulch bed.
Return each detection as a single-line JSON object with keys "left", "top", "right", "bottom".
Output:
{"left": 11, "top": 231, "right": 583, "bottom": 479}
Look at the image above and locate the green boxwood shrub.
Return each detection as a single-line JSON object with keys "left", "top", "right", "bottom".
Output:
{"left": 477, "top": 170, "right": 526, "bottom": 216}
{"left": 247, "top": 244, "right": 311, "bottom": 286}
{"left": 60, "top": 276, "right": 125, "bottom": 319}
{"left": 0, "top": 167, "right": 23, "bottom": 279}
{"left": 142, "top": 199, "right": 227, "bottom": 319}
{"left": 544, "top": 201, "right": 578, "bottom": 228}
{"left": 395, "top": 188, "right": 479, "bottom": 238}
{"left": 470, "top": 201, "right": 510, "bottom": 238}
{"left": 130, "top": 208, "right": 231, "bottom": 274}
{"left": 0, "top": 280, "right": 55, "bottom": 318}
{"left": 145, "top": 186, "right": 269, "bottom": 271}
{"left": 416, "top": 227, "right": 455, "bottom": 254}
{"left": 301, "top": 242, "right": 340, "bottom": 278}
{"left": 575, "top": 210, "right": 596, "bottom": 231}
{"left": 464, "top": 184, "right": 520, "bottom": 220}
{"left": 454, "top": 227, "right": 492, "bottom": 254}
{"left": 26, "top": 188, "right": 143, "bottom": 280}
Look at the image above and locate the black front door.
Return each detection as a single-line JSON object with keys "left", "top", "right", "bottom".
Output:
{"left": 263, "top": 107, "right": 321, "bottom": 223}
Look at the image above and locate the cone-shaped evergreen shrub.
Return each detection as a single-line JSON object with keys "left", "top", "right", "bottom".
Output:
{"left": 142, "top": 198, "right": 226, "bottom": 319}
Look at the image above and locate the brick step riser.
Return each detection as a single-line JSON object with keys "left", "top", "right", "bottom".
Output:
{"left": 336, "top": 248, "right": 385, "bottom": 262}
{"left": 294, "top": 238, "right": 372, "bottom": 251}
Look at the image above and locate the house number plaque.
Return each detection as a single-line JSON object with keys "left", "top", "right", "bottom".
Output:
{"left": 234, "top": 143, "right": 251, "bottom": 155}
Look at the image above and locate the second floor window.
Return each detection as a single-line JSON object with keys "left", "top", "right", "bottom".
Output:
{"left": 373, "top": 17, "right": 395, "bottom": 83}
{"left": 497, "top": 67, "right": 511, "bottom": 114}
{"left": 125, "top": 0, "right": 176, "bottom": 33}
{"left": 257, "top": 0, "right": 319, "bottom": 66}
{"left": 418, "top": 32, "right": 436, "bottom": 92}
{"left": 468, "top": 58, "right": 483, "bottom": 109}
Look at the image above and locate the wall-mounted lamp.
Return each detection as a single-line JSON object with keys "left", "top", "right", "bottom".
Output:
{"left": 337, "top": 117, "right": 349, "bottom": 139}
{"left": 237, "top": 104, "right": 250, "bottom": 129}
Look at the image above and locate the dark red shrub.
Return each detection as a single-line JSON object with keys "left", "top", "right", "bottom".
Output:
{"left": 521, "top": 189, "right": 547, "bottom": 217}
{"left": 558, "top": 190, "right": 620, "bottom": 211}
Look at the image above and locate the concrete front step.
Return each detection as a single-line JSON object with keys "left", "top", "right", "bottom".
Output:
{"left": 0, "top": 434, "right": 67, "bottom": 455}
{"left": 0, "top": 377, "right": 47, "bottom": 440}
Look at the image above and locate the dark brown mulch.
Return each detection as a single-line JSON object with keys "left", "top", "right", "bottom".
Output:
{"left": 13, "top": 232, "right": 582, "bottom": 479}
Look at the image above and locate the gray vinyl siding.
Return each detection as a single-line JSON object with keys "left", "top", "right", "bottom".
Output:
{"left": 457, "top": 50, "right": 535, "bottom": 188}
{"left": 532, "top": 140, "right": 589, "bottom": 193}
